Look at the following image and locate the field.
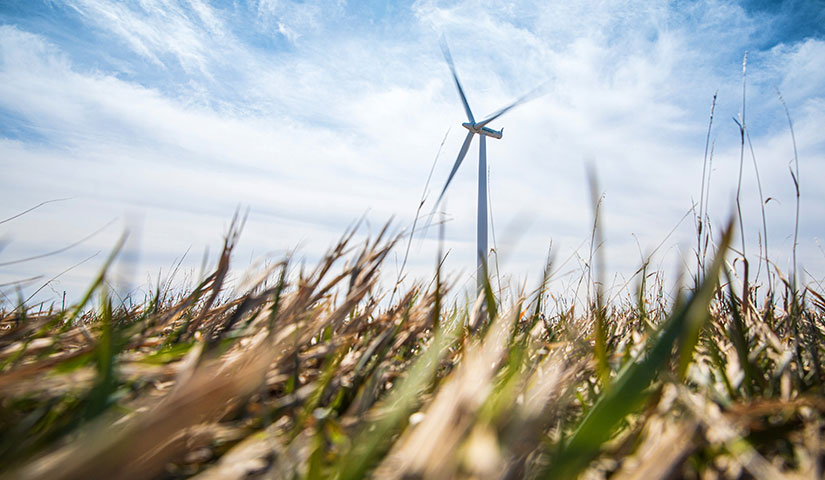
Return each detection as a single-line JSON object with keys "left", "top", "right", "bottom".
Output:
{"left": 1, "top": 193, "right": 824, "bottom": 480}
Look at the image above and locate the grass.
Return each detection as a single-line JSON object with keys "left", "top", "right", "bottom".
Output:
{"left": 1, "top": 204, "right": 823, "bottom": 479}
{"left": 1, "top": 86, "right": 822, "bottom": 479}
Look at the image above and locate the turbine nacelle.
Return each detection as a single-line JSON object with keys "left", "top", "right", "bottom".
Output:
{"left": 462, "top": 122, "right": 503, "bottom": 139}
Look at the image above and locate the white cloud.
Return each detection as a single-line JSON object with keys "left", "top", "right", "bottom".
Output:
{"left": 1, "top": 1, "right": 824, "bottom": 307}
{"left": 253, "top": 0, "right": 341, "bottom": 42}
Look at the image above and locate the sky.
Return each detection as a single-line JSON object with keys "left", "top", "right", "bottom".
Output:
{"left": 1, "top": 0, "right": 824, "bottom": 308}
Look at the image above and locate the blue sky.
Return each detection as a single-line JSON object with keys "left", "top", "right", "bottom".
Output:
{"left": 1, "top": 0, "right": 824, "bottom": 306}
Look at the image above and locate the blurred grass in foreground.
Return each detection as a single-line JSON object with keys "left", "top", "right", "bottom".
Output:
{"left": 1, "top": 207, "right": 823, "bottom": 480}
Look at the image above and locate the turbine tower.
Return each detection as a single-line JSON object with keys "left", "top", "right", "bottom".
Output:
{"left": 433, "top": 39, "right": 539, "bottom": 294}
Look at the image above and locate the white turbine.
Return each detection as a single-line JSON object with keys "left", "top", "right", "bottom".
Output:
{"left": 432, "top": 39, "right": 541, "bottom": 294}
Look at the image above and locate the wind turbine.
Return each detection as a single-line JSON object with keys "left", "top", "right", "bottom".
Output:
{"left": 432, "top": 40, "right": 540, "bottom": 294}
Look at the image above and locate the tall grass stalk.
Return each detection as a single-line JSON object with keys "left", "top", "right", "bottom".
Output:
{"left": 586, "top": 168, "right": 609, "bottom": 388}
{"left": 734, "top": 52, "right": 748, "bottom": 260}
{"left": 394, "top": 128, "right": 449, "bottom": 304}
{"left": 697, "top": 91, "right": 717, "bottom": 284}
{"left": 776, "top": 88, "right": 801, "bottom": 291}
{"left": 745, "top": 126, "right": 772, "bottom": 293}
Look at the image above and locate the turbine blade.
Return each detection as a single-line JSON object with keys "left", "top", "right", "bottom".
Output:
{"left": 434, "top": 130, "right": 475, "bottom": 208}
{"left": 440, "top": 38, "right": 475, "bottom": 124}
{"left": 477, "top": 83, "right": 547, "bottom": 128}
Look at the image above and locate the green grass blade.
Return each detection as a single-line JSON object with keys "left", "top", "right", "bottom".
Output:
{"left": 333, "top": 315, "right": 460, "bottom": 479}
{"left": 544, "top": 218, "right": 733, "bottom": 479}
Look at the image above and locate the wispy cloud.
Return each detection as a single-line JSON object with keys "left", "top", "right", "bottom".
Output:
{"left": 1, "top": 0, "right": 823, "bottom": 304}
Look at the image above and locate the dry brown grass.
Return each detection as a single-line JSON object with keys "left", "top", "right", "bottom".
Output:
{"left": 1, "top": 214, "right": 823, "bottom": 480}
